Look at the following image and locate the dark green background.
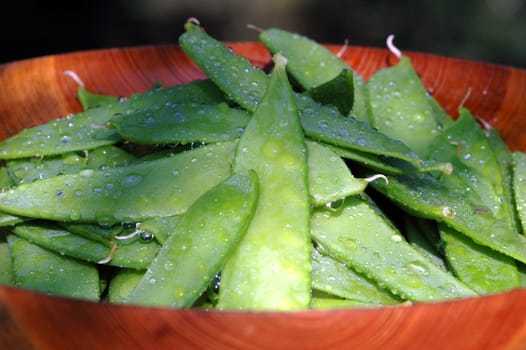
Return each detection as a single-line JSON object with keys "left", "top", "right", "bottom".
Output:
{"left": 1, "top": 0, "right": 525, "bottom": 68}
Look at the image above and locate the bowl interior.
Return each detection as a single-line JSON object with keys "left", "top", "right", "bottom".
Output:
{"left": 1, "top": 43, "right": 526, "bottom": 350}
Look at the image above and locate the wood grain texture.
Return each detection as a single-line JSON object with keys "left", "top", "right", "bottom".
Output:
{"left": 1, "top": 43, "right": 526, "bottom": 350}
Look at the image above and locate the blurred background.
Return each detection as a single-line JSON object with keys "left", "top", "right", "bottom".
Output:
{"left": 1, "top": 0, "right": 525, "bottom": 68}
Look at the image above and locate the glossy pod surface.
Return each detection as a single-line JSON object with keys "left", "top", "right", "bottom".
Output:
{"left": 1, "top": 43, "right": 526, "bottom": 350}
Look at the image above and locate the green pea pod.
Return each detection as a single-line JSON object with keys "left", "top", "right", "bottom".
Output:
{"left": 486, "top": 128, "right": 521, "bottom": 232}
{"left": 311, "top": 246, "right": 401, "bottom": 305}
{"left": 108, "top": 269, "right": 145, "bottom": 303}
{"left": 402, "top": 216, "right": 448, "bottom": 271}
{"left": 0, "top": 240, "right": 14, "bottom": 285}
{"left": 7, "top": 234, "right": 100, "bottom": 300}
{"left": 369, "top": 172, "right": 526, "bottom": 264}
{"left": 311, "top": 195, "right": 477, "bottom": 301}
{"left": 0, "top": 165, "right": 14, "bottom": 190}
{"left": 76, "top": 85, "right": 118, "bottom": 110}
{"left": 259, "top": 27, "right": 349, "bottom": 89}
{"left": 126, "top": 172, "right": 259, "bottom": 307}
{"left": 110, "top": 102, "right": 250, "bottom": 144}
{"left": 259, "top": 28, "right": 355, "bottom": 115}
{"left": 13, "top": 222, "right": 160, "bottom": 269}
{"left": 218, "top": 54, "right": 312, "bottom": 311}
{"left": 137, "top": 215, "right": 182, "bottom": 245}
{"left": 428, "top": 108, "right": 506, "bottom": 220}
{"left": 311, "top": 297, "right": 377, "bottom": 309}
{"left": 307, "top": 141, "right": 367, "bottom": 206}
{"left": 512, "top": 151, "right": 526, "bottom": 232}
{"left": 350, "top": 73, "right": 373, "bottom": 123}
{"left": 0, "top": 140, "right": 237, "bottom": 224}
{"left": 368, "top": 56, "right": 442, "bottom": 157}
{"left": 179, "top": 22, "right": 421, "bottom": 167}
{"left": 0, "top": 80, "right": 226, "bottom": 159}
{"left": 59, "top": 222, "right": 124, "bottom": 246}
{"left": 439, "top": 223, "right": 520, "bottom": 294}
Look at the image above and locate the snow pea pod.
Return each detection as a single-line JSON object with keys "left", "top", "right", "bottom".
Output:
{"left": 368, "top": 56, "right": 442, "bottom": 157}
{"left": 259, "top": 28, "right": 355, "bottom": 115}
{"left": 369, "top": 172, "right": 526, "bottom": 264}
{"left": 0, "top": 140, "right": 237, "bottom": 224}
{"left": 7, "top": 234, "right": 100, "bottom": 300}
{"left": 486, "top": 128, "right": 521, "bottom": 232}
{"left": 311, "top": 246, "right": 401, "bottom": 305}
{"left": 512, "top": 151, "right": 526, "bottom": 232}
{"left": 0, "top": 239, "right": 14, "bottom": 285}
{"left": 13, "top": 222, "right": 160, "bottom": 269}
{"left": 179, "top": 22, "right": 421, "bottom": 167}
{"left": 0, "top": 80, "right": 226, "bottom": 159}
{"left": 108, "top": 269, "right": 144, "bottom": 303}
{"left": 311, "top": 297, "right": 378, "bottom": 309}
{"left": 76, "top": 85, "right": 118, "bottom": 111}
{"left": 110, "top": 102, "right": 250, "bottom": 145}
{"left": 307, "top": 140, "right": 367, "bottom": 206}
{"left": 218, "top": 54, "right": 312, "bottom": 311}
{"left": 439, "top": 223, "right": 520, "bottom": 294}
{"left": 126, "top": 172, "right": 259, "bottom": 307}
{"left": 136, "top": 215, "right": 182, "bottom": 245}
{"left": 6, "top": 146, "right": 134, "bottom": 185}
{"left": 402, "top": 216, "right": 448, "bottom": 271}
{"left": 311, "top": 195, "right": 477, "bottom": 301}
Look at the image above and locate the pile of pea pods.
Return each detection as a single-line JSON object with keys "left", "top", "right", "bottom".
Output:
{"left": 1, "top": 20, "right": 526, "bottom": 311}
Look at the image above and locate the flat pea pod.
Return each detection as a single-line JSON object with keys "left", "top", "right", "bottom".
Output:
{"left": 76, "top": 85, "right": 118, "bottom": 110}
{"left": 311, "top": 246, "right": 401, "bottom": 305}
{"left": 59, "top": 222, "right": 124, "bottom": 246}
{"left": 512, "top": 151, "right": 526, "bottom": 232}
{"left": 0, "top": 140, "right": 237, "bottom": 224}
{"left": 311, "top": 195, "right": 477, "bottom": 301}
{"left": 110, "top": 102, "right": 250, "bottom": 145}
{"left": 369, "top": 172, "right": 526, "bottom": 264}
{"left": 0, "top": 80, "right": 226, "bottom": 159}
{"left": 428, "top": 108, "right": 506, "bottom": 220}
{"left": 368, "top": 56, "right": 442, "bottom": 157}
{"left": 311, "top": 297, "right": 378, "bottom": 309}
{"left": 218, "top": 55, "right": 312, "bottom": 311}
{"left": 136, "top": 215, "right": 182, "bottom": 245}
{"left": 108, "top": 269, "right": 145, "bottom": 303}
{"left": 0, "top": 240, "right": 14, "bottom": 285}
{"left": 259, "top": 28, "right": 354, "bottom": 115}
{"left": 179, "top": 22, "right": 421, "bottom": 167}
{"left": 307, "top": 140, "right": 367, "bottom": 206}
{"left": 439, "top": 223, "right": 520, "bottom": 294}
{"left": 486, "top": 128, "right": 521, "bottom": 232}
{"left": 402, "top": 216, "right": 448, "bottom": 271}
{"left": 125, "top": 172, "right": 259, "bottom": 307}
{"left": 259, "top": 27, "right": 349, "bottom": 89}
{"left": 7, "top": 234, "right": 100, "bottom": 300}
{"left": 13, "top": 222, "right": 160, "bottom": 269}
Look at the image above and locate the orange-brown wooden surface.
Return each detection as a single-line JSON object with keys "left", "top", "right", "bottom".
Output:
{"left": 1, "top": 43, "right": 526, "bottom": 350}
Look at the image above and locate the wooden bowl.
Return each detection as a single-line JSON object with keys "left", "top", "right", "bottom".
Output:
{"left": 1, "top": 43, "right": 526, "bottom": 350}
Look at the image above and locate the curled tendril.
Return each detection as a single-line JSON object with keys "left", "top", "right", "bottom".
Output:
{"left": 336, "top": 39, "right": 349, "bottom": 58}
{"left": 246, "top": 24, "right": 264, "bottom": 33}
{"left": 98, "top": 242, "right": 117, "bottom": 264}
{"left": 63, "top": 70, "right": 85, "bottom": 87}
{"left": 364, "top": 174, "right": 389, "bottom": 185}
{"left": 186, "top": 17, "right": 201, "bottom": 26}
{"left": 386, "top": 34, "right": 402, "bottom": 59}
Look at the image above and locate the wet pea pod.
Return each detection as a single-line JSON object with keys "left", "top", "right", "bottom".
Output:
{"left": 217, "top": 54, "right": 312, "bottom": 311}
{"left": 110, "top": 102, "right": 250, "bottom": 145}
{"left": 0, "top": 140, "right": 237, "bottom": 224}
{"left": 368, "top": 171, "right": 526, "bottom": 264}
{"left": 311, "top": 195, "right": 477, "bottom": 302}
{"left": 259, "top": 27, "right": 355, "bottom": 116}
{"left": 486, "top": 128, "right": 522, "bottom": 233}
{"left": 402, "top": 216, "right": 448, "bottom": 271}
{"left": 512, "top": 151, "right": 526, "bottom": 232}
{"left": 125, "top": 172, "right": 259, "bottom": 307}
{"left": 0, "top": 80, "right": 226, "bottom": 159}
{"left": 108, "top": 269, "right": 145, "bottom": 303}
{"left": 367, "top": 55, "right": 442, "bottom": 158}
{"left": 307, "top": 141, "right": 369, "bottom": 206}
{"left": 438, "top": 223, "right": 520, "bottom": 294}
{"left": 0, "top": 234, "right": 14, "bottom": 285}
{"left": 179, "top": 21, "right": 421, "bottom": 167}
{"left": 311, "top": 246, "right": 402, "bottom": 305}
{"left": 7, "top": 234, "right": 100, "bottom": 300}
{"left": 13, "top": 221, "right": 160, "bottom": 269}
